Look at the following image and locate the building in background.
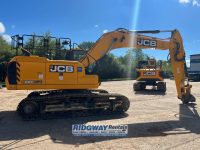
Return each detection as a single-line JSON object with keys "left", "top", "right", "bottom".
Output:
{"left": 188, "top": 54, "right": 200, "bottom": 81}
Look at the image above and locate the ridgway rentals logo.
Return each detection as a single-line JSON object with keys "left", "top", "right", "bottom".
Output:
{"left": 72, "top": 124, "right": 128, "bottom": 136}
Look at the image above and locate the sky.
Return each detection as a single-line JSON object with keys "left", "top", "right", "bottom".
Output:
{"left": 0, "top": 0, "right": 200, "bottom": 64}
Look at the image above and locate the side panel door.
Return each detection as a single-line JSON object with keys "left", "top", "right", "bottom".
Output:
{"left": 19, "top": 62, "right": 45, "bottom": 85}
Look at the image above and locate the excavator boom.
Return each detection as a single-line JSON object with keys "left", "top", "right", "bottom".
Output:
{"left": 80, "top": 28, "right": 195, "bottom": 103}
{"left": 81, "top": 29, "right": 172, "bottom": 67}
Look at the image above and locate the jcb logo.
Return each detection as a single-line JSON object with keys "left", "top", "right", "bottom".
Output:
{"left": 50, "top": 65, "right": 73, "bottom": 73}
{"left": 137, "top": 39, "right": 157, "bottom": 47}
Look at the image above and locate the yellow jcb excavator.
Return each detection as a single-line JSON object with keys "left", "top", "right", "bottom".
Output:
{"left": 2, "top": 28, "right": 195, "bottom": 119}
{"left": 133, "top": 59, "right": 166, "bottom": 92}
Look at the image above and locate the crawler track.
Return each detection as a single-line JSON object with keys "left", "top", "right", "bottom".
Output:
{"left": 17, "top": 89, "right": 130, "bottom": 120}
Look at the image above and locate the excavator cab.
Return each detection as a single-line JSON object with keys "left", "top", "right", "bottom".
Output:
{"left": 137, "top": 59, "right": 162, "bottom": 70}
{"left": 133, "top": 59, "right": 166, "bottom": 92}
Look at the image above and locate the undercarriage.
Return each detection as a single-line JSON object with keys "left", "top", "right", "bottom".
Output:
{"left": 133, "top": 81, "right": 166, "bottom": 92}
{"left": 17, "top": 89, "right": 130, "bottom": 120}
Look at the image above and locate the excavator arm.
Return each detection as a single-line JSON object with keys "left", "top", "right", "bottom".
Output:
{"left": 80, "top": 28, "right": 195, "bottom": 103}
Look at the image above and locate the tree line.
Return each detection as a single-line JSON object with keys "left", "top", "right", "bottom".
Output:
{"left": 0, "top": 35, "right": 172, "bottom": 80}
{"left": 79, "top": 42, "right": 172, "bottom": 80}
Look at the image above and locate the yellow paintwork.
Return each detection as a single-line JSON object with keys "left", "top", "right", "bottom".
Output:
{"left": 6, "top": 29, "right": 192, "bottom": 100}
{"left": 135, "top": 59, "right": 163, "bottom": 81}
{"left": 6, "top": 56, "right": 99, "bottom": 90}
{"left": 136, "top": 69, "right": 163, "bottom": 81}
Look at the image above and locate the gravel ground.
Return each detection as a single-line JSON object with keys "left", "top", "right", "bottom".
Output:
{"left": 0, "top": 79, "right": 200, "bottom": 150}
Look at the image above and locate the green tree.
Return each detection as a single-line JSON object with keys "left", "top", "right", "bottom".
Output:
{"left": 72, "top": 41, "right": 95, "bottom": 61}
{"left": 161, "top": 60, "right": 172, "bottom": 78}
{"left": 78, "top": 41, "right": 127, "bottom": 79}
{"left": 118, "top": 49, "right": 148, "bottom": 78}
{"left": 78, "top": 41, "right": 94, "bottom": 51}
{"left": 92, "top": 54, "right": 125, "bottom": 80}
{"left": 0, "top": 36, "right": 14, "bottom": 62}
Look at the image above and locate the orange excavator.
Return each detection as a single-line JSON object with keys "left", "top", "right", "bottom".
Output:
{"left": 133, "top": 59, "right": 166, "bottom": 92}
{"left": 1, "top": 28, "right": 195, "bottom": 119}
